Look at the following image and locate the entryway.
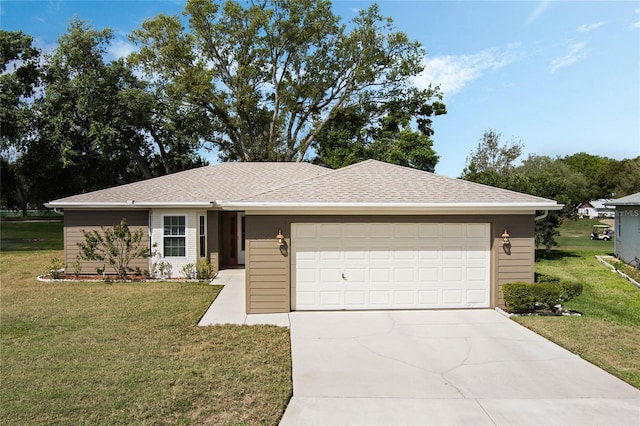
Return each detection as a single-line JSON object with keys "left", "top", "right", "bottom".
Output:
{"left": 221, "top": 211, "right": 246, "bottom": 267}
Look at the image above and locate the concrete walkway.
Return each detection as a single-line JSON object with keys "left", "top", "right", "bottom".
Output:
{"left": 197, "top": 269, "right": 290, "bottom": 327}
{"left": 280, "top": 310, "right": 640, "bottom": 425}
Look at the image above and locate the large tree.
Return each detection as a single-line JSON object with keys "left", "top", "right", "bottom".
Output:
{"left": 313, "top": 98, "right": 444, "bottom": 171}
{"left": 461, "top": 129, "right": 523, "bottom": 180}
{"left": 130, "top": 0, "right": 445, "bottom": 163}
{"left": 0, "top": 30, "right": 41, "bottom": 151}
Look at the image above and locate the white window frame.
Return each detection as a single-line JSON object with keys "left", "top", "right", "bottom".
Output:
{"left": 199, "top": 215, "right": 206, "bottom": 259}
{"left": 162, "top": 214, "right": 187, "bottom": 258}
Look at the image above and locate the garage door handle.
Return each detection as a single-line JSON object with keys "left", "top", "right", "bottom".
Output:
{"left": 342, "top": 273, "right": 347, "bottom": 280}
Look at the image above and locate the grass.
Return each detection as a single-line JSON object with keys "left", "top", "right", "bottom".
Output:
{"left": 1, "top": 249, "right": 292, "bottom": 425}
{"left": 1, "top": 219, "right": 64, "bottom": 251}
{"left": 554, "top": 217, "right": 614, "bottom": 251}
{"left": 513, "top": 217, "right": 640, "bottom": 389}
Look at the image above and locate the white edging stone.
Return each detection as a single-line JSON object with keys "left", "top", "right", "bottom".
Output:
{"left": 595, "top": 255, "right": 640, "bottom": 289}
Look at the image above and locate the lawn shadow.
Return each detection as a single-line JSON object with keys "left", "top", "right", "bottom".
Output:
{"left": 535, "top": 249, "right": 580, "bottom": 262}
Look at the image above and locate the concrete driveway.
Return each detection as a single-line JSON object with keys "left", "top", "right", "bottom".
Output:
{"left": 280, "top": 309, "right": 640, "bottom": 425}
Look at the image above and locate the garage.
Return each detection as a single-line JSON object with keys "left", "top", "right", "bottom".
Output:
{"left": 291, "top": 222, "right": 491, "bottom": 310}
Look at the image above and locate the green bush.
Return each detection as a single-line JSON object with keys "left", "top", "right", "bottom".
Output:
{"left": 558, "top": 280, "right": 583, "bottom": 300}
{"left": 502, "top": 282, "right": 537, "bottom": 313}
{"left": 502, "top": 278, "right": 583, "bottom": 314}
{"left": 196, "top": 258, "right": 215, "bottom": 281}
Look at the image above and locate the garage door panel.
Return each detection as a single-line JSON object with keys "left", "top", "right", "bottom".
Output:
{"left": 467, "top": 289, "right": 488, "bottom": 304}
{"left": 418, "top": 223, "right": 441, "bottom": 238}
{"left": 319, "top": 291, "right": 341, "bottom": 307}
{"left": 466, "top": 223, "right": 490, "bottom": 237}
{"left": 344, "top": 291, "right": 366, "bottom": 307}
{"left": 369, "top": 291, "right": 391, "bottom": 305}
{"left": 442, "top": 223, "right": 464, "bottom": 237}
{"left": 370, "top": 268, "right": 391, "bottom": 283}
{"left": 292, "top": 223, "right": 490, "bottom": 310}
{"left": 370, "top": 249, "right": 392, "bottom": 260}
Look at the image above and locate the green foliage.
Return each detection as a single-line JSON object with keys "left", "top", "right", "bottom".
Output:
{"left": 130, "top": 0, "right": 444, "bottom": 163}
{"left": 77, "top": 219, "right": 153, "bottom": 280}
{"left": 502, "top": 277, "right": 583, "bottom": 314}
{"left": 314, "top": 103, "right": 443, "bottom": 171}
{"left": 461, "top": 129, "right": 523, "bottom": 177}
{"left": 72, "top": 258, "right": 82, "bottom": 277}
{"left": 195, "top": 257, "right": 216, "bottom": 281}
{"left": 180, "top": 263, "right": 196, "bottom": 280}
{"left": 49, "top": 257, "right": 64, "bottom": 279}
{"left": 535, "top": 211, "right": 561, "bottom": 252}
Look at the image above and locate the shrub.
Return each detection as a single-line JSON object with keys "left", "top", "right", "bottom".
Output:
{"left": 502, "top": 279, "right": 583, "bottom": 314}
{"left": 196, "top": 258, "right": 215, "bottom": 281}
{"left": 559, "top": 280, "right": 583, "bottom": 300}
{"left": 77, "top": 219, "right": 155, "bottom": 280}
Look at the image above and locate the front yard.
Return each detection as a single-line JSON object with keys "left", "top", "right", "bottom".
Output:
{"left": 0, "top": 250, "right": 292, "bottom": 425}
{"left": 514, "top": 218, "right": 640, "bottom": 388}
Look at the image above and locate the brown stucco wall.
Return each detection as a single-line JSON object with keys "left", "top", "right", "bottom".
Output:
{"left": 64, "top": 210, "right": 150, "bottom": 275}
{"left": 245, "top": 214, "right": 535, "bottom": 314}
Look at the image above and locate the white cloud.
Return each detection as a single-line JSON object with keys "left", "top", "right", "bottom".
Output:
{"left": 631, "top": 21, "right": 640, "bottom": 30}
{"left": 107, "top": 39, "right": 136, "bottom": 60}
{"left": 550, "top": 41, "right": 587, "bottom": 72}
{"left": 415, "top": 47, "right": 519, "bottom": 95}
{"left": 527, "top": 1, "right": 551, "bottom": 25}
{"left": 577, "top": 22, "right": 604, "bottom": 32}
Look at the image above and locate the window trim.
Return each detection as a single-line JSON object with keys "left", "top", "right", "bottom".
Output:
{"left": 199, "top": 215, "right": 206, "bottom": 259}
{"left": 162, "top": 214, "right": 187, "bottom": 258}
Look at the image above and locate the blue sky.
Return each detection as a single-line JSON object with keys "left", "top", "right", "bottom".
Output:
{"left": 2, "top": 0, "right": 639, "bottom": 177}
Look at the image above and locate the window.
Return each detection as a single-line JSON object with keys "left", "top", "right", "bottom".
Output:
{"left": 164, "top": 216, "right": 186, "bottom": 257}
{"left": 199, "top": 215, "right": 206, "bottom": 258}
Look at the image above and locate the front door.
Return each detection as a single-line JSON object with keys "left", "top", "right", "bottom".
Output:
{"left": 223, "top": 212, "right": 246, "bottom": 267}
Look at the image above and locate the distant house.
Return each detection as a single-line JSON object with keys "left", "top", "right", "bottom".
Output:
{"left": 577, "top": 199, "right": 616, "bottom": 218}
{"left": 606, "top": 193, "right": 640, "bottom": 265}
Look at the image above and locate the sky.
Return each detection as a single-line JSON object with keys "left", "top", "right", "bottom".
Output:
{"left": 2, "top": 0, "right": 639, "bottom": 177}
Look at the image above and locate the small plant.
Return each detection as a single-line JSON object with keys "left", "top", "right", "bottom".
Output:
{"left": 153, "top": 260, "right": 172, "bottom": 279}
{"left": 72, "top": 258, "right": 82, "bottom": 278}
{"left": 181, "top": 263, "right": 196, "bottom": 279}
{"left": 49, "top": 257, "right": 64, "bottom": 279}
{"left": 196, "top": 258, "right": 215, "bottom": 281}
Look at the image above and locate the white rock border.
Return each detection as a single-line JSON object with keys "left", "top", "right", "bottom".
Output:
{"left": 595, "top": 255, "right": 640, "bottom": 289}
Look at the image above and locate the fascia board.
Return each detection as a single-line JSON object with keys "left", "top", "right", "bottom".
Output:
{"left": 44, "top": 202, "right": 218, "bottom": 209}
{"left": 223, "top": 201, "right": 563, "bottom": 214}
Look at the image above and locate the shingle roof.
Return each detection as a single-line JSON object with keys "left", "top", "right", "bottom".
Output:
{"left": 48, "top": 159, "right": 559, "bottom": 211}
{"left": 49, "top": 162, "right": 330, "bottom": 205}
{"left": 239, "top": 160, "right": 553, "bottom": 205}
{"left": 606, "top": 192, "right": 640, "bottom": 206}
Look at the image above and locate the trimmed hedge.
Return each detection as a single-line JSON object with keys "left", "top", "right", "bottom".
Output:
{"left": 502, "top": 279, "right": 583, "bottom": 314}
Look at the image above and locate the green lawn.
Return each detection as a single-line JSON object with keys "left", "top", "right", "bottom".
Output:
{"left": 0, "top": 250, "right": 292, "bottom": 425}
{"left": 513, "top": 218, "right": 640, "bottom": 389}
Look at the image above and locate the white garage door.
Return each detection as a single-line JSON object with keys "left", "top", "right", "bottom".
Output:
{"left": 291, "top": 223, "right": 491, "bottom": 310}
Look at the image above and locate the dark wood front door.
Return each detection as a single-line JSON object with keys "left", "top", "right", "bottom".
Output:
{"left": 224, "top": 212, "right": 238, "bottom": 266}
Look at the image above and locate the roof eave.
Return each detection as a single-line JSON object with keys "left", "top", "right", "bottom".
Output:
{"left": 44, "top": 201, "right": 218, "bottom": 209}
{"left": 221, "top": 201, "right": 563, "bottom": 215}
